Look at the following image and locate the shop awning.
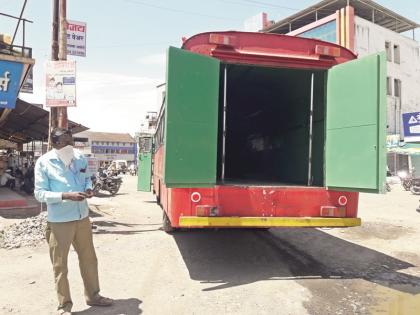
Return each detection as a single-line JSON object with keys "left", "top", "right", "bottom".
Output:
{"left": 388, "top": 143, "right": 420, "bottom": 156}
{"left": 0, "top": 98, "right": 88, "bottom": 144}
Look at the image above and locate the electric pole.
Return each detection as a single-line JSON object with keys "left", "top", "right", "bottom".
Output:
{"left": 48, "top": 0, "right": 67, "bottom": 149}
{"left": 57, "top": 0, "right": 68, "bottom": 129}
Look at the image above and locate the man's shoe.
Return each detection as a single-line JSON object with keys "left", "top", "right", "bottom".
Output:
{"left": 87, "top": 295, "right": 114, "bottom": 307}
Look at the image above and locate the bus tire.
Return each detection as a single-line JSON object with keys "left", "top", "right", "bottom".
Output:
{"left": 162, "top": 211, "right": 174, "bottom": 233}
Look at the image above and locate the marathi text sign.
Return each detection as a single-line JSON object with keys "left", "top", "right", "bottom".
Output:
{"left": 403, "top": 112, "right": 420, "bottom": 142}
{"left": 0, "top": 60, "right": 23, "bottom": 109}
{"left": 45, "top": 60, "right": 76, "bottom": 107}
{"left": 67, "top": 20, "right": 86, "bottom": 57}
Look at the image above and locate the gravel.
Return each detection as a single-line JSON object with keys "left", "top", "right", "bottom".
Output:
{"left": 0, "top": 212, "right": 47, "bottom": 249}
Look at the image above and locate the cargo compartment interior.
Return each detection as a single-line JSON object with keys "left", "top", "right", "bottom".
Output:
{"left": 217, "top": 64, "right": 326, "bottom": 187}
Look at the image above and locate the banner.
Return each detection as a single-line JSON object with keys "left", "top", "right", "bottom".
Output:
{"left": 21, "top": 48, "right": 33, "bottom": 93}
{"left": 0, "top": 60, "right": 23, "bottom": 109}
{"left": 45, "top": 60, "right": 76, "bottom": 107}
{"left": 86, "top": 157, "right": 99, "bottom": 175}
{"left": 402, "top": 112, "right": 420, "bottom": 142}
{"left": 67, "top": 20, "right": 86, "bottom": 57}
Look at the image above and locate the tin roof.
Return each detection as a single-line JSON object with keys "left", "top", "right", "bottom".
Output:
{"left": 264, "top": 0, "right": 419, "bottom": 35}
{"left": 0, "top": 99, "right": 88, "bottom": 144}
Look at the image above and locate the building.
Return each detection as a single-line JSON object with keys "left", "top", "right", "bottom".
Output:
{"left": 263, "top": 0, "right": 420, "bottom": 174}
{"left": 75, "top": 131, "right": 136, "bottom": 165}
{"left": 264, "top": 0, "right": 420, "bottom": 138}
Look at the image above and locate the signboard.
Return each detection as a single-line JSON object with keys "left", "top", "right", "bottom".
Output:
{"left": 45, "top": 60, "right": 76, "bottom": 107}
{"left": 86, "top": 157, "right": 99, "bottom": 175}
{"left": 67, "top": 20, "right": 86, "bottom": 57}
{"left": 21, "top": 49, "right": 33, "bottom": 93}
{"left": 0, "top": 60, "right": 24, "bottom": 109}
{"left": 21, "top": 66, "right": 33, "bottom": 93}
{"left": 403, "top": 112, "right": 420, "bottom": 142}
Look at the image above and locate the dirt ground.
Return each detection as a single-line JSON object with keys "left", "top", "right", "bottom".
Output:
{"left": 0, "top": 176, "right": 420, "bottom": 315}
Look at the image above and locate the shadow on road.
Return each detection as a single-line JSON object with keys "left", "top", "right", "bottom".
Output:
{"left": 92, "top": 219, "right": 161, "bottom": 235}
{"left": 173, "top": 228, "right": 420, "bottom": 294}
{"left": 93, "top": 192, "right": 129, "bottom": 198}
{"left": 73, "top": 298, "right": 142, "bottom": 315}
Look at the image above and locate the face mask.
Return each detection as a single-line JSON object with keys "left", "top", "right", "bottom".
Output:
{"left": 55, "top": 145, "right": 75, "bottom": 168}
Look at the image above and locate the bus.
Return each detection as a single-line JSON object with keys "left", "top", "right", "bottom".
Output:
{"left": 138, "top": 31, "right": 386, "bottom": 232}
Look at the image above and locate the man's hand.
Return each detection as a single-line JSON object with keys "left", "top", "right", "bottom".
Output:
{"left": 62, "top": 192, "right": 87, "bottom": 201}
{"left": 85, "top": 189, "right": 94, "bottom": 198}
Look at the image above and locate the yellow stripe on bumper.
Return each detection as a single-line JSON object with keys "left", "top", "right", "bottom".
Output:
{"left": 179, "top": 216, "right": 361, "bottom": 228}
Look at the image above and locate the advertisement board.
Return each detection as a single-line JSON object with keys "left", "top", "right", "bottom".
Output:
{"left": 21, "top": 49, "right": 33, "bottom": 93}
{"left": 67, "top": 20, "right": 86, "bottom": 57}
{"left": 45, "top": 60, "right": 76, "bottom": 107}
{"left": 86, "top": 157, "right": 99, "bottom": 175}
{"left": 402, "top": 112, "right": 420, "bottom": 142}
{"left": 0, "top": 60, "right": 24, "bottom": 109}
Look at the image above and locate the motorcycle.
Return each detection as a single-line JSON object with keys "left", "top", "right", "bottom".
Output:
{"left": 398, "top": 170, "right": 413, "bottom": 191}
{"left": 129, "top": 167, "right": 137, "bottom": 176}
{"left": 410, "top": 177, "right": 420, "bottom": 195}
{"left": 91, "top": 171, "right": 123, "bottom": 196}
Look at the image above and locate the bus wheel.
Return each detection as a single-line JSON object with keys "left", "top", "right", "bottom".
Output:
{"left": 162, "top": 211, "right": 174, "bottom": 233}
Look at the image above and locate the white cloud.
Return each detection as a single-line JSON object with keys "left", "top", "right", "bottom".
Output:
{"left": 136, "top": 52, "right": 166, "bottom": 66}
{"left": 20, "top": 71, "right": 163, "bottom": 135}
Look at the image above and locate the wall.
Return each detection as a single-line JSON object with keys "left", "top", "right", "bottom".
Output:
{"left": 354, "top": 16, "right": 420, "bottom": 136}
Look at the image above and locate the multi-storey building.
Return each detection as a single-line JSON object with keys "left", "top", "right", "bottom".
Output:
{"left": 263, "top": 0, "right": 419, "bottom": 173}
{"left": 75, "top": 131, "right": 136, "bottom": 165}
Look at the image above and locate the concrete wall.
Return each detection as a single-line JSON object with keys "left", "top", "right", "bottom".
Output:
{"left": 354, "top": 16, "right": 420, "bottom": 136}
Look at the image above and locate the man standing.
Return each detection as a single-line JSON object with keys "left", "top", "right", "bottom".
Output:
{"left": 0, "top": 169, "right": 15, "bottom": 189}
{"left": 34, "top": 128, "right": 113, "bottom": 315}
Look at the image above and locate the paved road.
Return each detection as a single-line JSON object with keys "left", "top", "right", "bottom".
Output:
{"left": 1, "top": 176, "right": 420, "bottom": 314}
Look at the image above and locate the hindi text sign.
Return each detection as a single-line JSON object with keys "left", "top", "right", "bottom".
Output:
{"left": 67, "top": 20, "right": 86, "bottom": 57}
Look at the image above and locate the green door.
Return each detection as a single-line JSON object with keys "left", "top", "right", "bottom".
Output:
{"left": 138, "top": 137, "right": 153, "bottom": 192}
{"left": 325, "top": 53, "right": 386, "bottom": 193}
{"left": 164, "top": 47, "right": 220, "bottom": 187}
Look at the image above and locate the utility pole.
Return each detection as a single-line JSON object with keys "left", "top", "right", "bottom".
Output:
{"left": 48, "top": 0, "right": 67, "bottom": 149}
{"left": 57, "top": 0, "right": 68, "bottom": 129}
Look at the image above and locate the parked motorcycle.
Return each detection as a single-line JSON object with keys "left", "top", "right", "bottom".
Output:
{"left": 410, "top": 177, "right": 420, "bottom": 195}
{"left": 398, "top": 171, "right": 413, "bottom": 191}
{"left": 91, "top": 171, "right": 123, "bottom": 196}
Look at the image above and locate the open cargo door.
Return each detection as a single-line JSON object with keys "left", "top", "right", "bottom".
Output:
{"left": 164, "top": 47, "right": 220, "bottom": 187}
{"left": 137, "top": 136, "right": 153, "bottom": 192}
{"left": 325, "top": 53, "right": 386, "bottom": 193}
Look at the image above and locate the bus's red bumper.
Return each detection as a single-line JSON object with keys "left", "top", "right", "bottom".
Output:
{"left": 166, "top": 185, "right": 359, "bottom": 228}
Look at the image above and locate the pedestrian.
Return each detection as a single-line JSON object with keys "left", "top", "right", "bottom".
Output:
{"left": 0, "top": 169, "right": 15, "bottom": 189}
{"left": 34, "top": 128, "right": 113, "bottom": 315}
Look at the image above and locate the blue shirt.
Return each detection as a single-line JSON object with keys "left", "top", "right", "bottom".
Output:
{"left": 34, "top": 149, "right": 93, "bottom": 222}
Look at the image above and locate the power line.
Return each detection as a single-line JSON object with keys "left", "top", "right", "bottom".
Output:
{"left": 230, "top": 0, "right": 299, "bottom": 11}
{"left": 123, "top": 0, "right": 241, "bottom": 21}
{"left": 220, "top": 0, "right": 336, "bottom": 14}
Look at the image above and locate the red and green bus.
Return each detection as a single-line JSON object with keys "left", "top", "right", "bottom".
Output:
{"left": 138, "top": 31, "right": 386, "bottom": 232}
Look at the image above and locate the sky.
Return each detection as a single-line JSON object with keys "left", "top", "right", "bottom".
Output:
{"left": 1, "top": 0, "right": 420, "bottom": 135}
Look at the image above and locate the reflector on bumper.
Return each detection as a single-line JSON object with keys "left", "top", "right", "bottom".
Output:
{"left": 179, "top": 216, "right": 361, "bottom": 228}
